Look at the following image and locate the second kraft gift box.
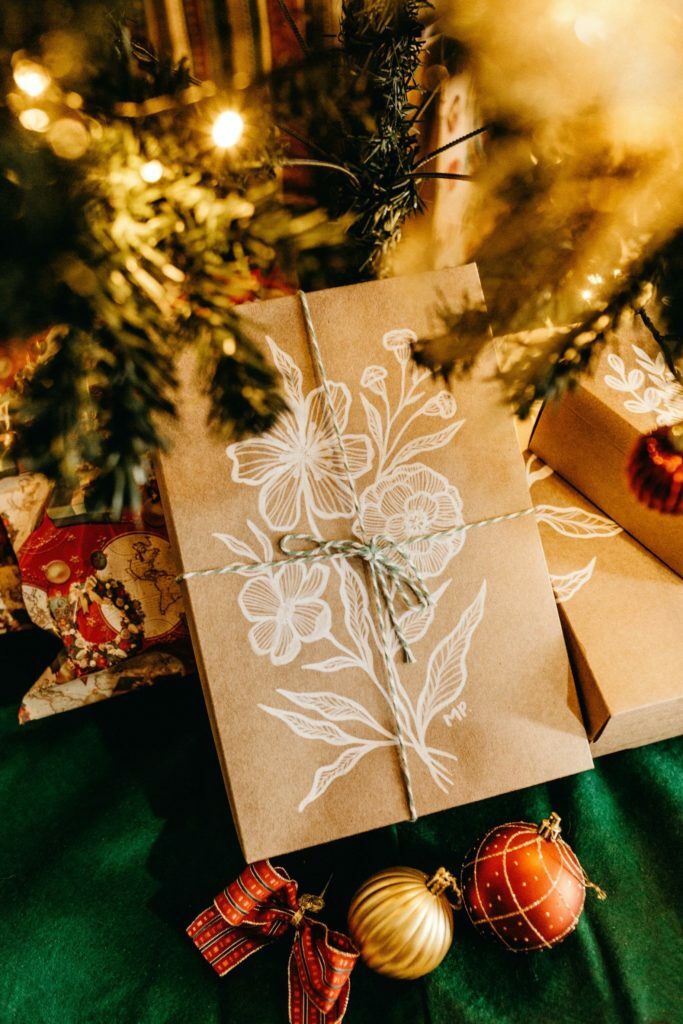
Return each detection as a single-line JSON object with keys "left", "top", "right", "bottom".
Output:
{"left": 156, "top": 266, "right": 592, "bottom": 860}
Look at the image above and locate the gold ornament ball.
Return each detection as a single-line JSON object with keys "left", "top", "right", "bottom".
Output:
{"left": 347, "top": 867, "right": 457, "bottom": 980}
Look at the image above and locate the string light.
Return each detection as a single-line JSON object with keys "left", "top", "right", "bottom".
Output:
{"left": 580, "top": 288, "right": 593, "bottom": 302}
{"left": 13, "top": 60, "right": 51, "bottom": 98}
{"left": 211, "top": 110, "right": 244, "bottom": 149}
{"left": 140, "top": 159, "right": 164, "bottom": 183}
{"left": 19, "top": 108, "right": 50, "bottom": 132}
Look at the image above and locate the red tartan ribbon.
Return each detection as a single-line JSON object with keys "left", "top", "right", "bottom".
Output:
{"left": 187, "top": 860, "right": 359, "bottom": 1024}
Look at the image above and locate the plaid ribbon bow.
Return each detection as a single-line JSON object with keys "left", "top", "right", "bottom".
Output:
{"left": 187, "top": 860, "right": 359, "bottom": 1024}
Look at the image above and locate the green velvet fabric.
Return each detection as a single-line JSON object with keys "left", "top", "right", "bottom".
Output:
{"left": 2, "top": 629, "right": 681, "bottom": 1024}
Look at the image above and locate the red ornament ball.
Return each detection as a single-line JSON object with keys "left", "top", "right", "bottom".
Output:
{"left": 627, "top": 424, "right": 683, "bottom": 514}
{"left": 460, "top": 815, "right": 590, "bottom": 952}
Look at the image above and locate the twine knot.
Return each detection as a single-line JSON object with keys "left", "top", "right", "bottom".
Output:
{"left": 280, "top": 532, "right": 432, "bottom": 663}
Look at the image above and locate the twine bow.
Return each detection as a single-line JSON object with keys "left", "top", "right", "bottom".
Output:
{"left": 187, "top": 860, "right": 359, "bottom": 1024}
{"left": 280, "top": 531, "right": 431, "bottom": 664}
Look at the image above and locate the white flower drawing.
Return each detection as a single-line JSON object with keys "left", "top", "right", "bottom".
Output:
{"left": 361, "top": 365, "right": 388, "bottom": 395}
{"left": 219, "top": 323, "right": 480, "bottom": 813}
{"left": 382, "top": 328, "right": 417, "bottom": 365}
{"left": 238, "top": 562, "right": 331, "bottom": 666}
{"left": 358, "top": 463, "right": 464, "bottom": 578}
{"left": 227, "top": 339, "right": 372, "bottom": 531}
{"left": 423, "top": 392, "right": 457, "bottom": 418}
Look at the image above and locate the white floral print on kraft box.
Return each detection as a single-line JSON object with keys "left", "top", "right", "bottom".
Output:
{"left": 218, "top": 327, "right": 486, "bottom": 812}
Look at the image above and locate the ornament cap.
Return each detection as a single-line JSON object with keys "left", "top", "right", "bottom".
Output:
{"left": 538, "top": 811, "right": 562, "bottom": 842}
{"left": 426, "top": 866, "right": 462, "bottom": 907}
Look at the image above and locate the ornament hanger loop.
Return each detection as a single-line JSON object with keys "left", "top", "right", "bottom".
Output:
{"left": 426, "top": 867, "right": 462, "bottom": 909}
{"left": 538, "top": 811, "right": 562, "bottom": 842}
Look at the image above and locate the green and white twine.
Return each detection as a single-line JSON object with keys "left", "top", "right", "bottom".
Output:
{"left": 178, "top": 290, "right": 536, "bottom": 823}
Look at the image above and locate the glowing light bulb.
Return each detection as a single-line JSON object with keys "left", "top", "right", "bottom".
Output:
{"left": 19, "top": 108, "right": 50, "bottom": 132}
{"left": 580, "top": 288, "right": 593, "bottom": 302}
{"left": 212, "top": 110, "right": 244, "bottom": 149}
{"left": 140, "top": 159, "right": 164, "bottom": 183}
{"left": 574, "top": 12, "right": 607, "bottom": 46}
{"left": 13, "top": 60, "right": 51, "bottom": 98}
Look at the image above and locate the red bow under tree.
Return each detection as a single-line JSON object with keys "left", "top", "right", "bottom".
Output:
{"left": 188, "top": 860, "right": 359, "bottom": 1024}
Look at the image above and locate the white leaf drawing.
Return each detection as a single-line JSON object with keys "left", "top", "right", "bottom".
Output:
{"left": 603, "top": 374, "right": 632, "bottom": 392}
{"left": 266, "top": 335, "right": 304, "bottom": 405}
{"left": 535, "top": 504, "right": 622, "bottom": 538}
{"left": 338, "top": 560, "right": 371, "bottom": 660}
{"left": 298, "top": 746, "right": 374, "bottom": 812}
{"left": 603, "top": 343, "right": 683, "bottom": 425}
{"left": 247, "top": 519, "right": 274, "bottom": 562}
{"left": 416, "top": 580, "right": 487, "bottom": 733}
{"left": 277, "top": 688, "right": 390, "bottom": 736}
{"left": 388, "top": 419, "right": 465, "bottom": 471}
{"left": 550, "top": 559, "right": 597, "bottom": 603}
{"left": 386, "top": 580, "right": 451, "bottom": 658}
{"left": 606, "top": 352, "right": 626, "bottom": 376}
{"left": 525, "top": 454, "right": 554, "bottom": 489}
{"left": 303, "top": 656, "right": 360, "bottom": 673}
{"left": 361, "top": 393, "right": 384, "bottom": 453}
{"left": 258, "top": 705, "right": 358, "bottom": 745}
{"left": 213, "top": 532, "right": 259, "bottom": 562}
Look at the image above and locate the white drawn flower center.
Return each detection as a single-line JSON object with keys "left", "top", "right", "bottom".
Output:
{"left": 276, "top": 598, "right": 296, "bottom": 625}
{"left": 403, "top": 509, "right": 431, "bottom": 533}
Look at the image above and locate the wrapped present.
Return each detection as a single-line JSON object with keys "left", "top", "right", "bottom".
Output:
{"left": 0, "top": 517, "right": 31, "bottom": 633}
{"left": 0, "top": 472, "right": 196, "bottom": 719}
{"left": 527, "top": 453, "right": 683, "bottom": 757}
{"left": 156, "top": 266, "right": 592, "bottom": 861}
{"left": 530, "top": 316, "right": 683, "bottom": 576}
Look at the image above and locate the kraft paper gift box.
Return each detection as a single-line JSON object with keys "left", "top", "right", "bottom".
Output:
{"left": 527, "top": 452, "right": 683, "bottom": 757}
{"left": 156, "top": 266, "right": 592, "bottom": 861}
{"left": 530, "top": 315, "right": 683, "bottom": 576}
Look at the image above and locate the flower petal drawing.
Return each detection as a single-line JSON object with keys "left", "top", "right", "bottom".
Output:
{"left": 382, "top": 328, "right": 416, "bottom": 365}
{"left": 359, "top": 463, "right": 465, "bottom": 578}
{"left": 239, "top": 563, "right": 330, "bottom": 665}
{"left": 227, "top": 374, "right": 372, "bottom": 530}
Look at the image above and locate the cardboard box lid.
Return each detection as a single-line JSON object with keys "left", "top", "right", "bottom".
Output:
{"left": 527, "top": 452, "right": 683, "bottom": 753}
{"left": 530, "top": 316, "right": 683, "bottom": 575}
{"left": 157, "top": 268, "right": 592, "bottom": 861}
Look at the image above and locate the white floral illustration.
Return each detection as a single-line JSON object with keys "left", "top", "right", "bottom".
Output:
{"left": 603, "top": 344, "right": 683, "bottom": 426}
{"left": 549, "top": 560, "right": 597, "bottom": 604}
{"left": 358, "top": 464, "right": 464, "bottom": 578}
{"left": 239, "top": 562, "right": 331, "bottom": 666}
{"left": 227, "top": 338, "right": 372, "bottom": 531}
{"left": 526, "top": 455, "right": 621, "bottom": 603}
{"left": 221, "top": 325, "right": 479, "bottom": 811}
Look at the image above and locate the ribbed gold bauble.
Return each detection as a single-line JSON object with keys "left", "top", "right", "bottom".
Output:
{"left": 347, "top": 866, "right": 459, "bottom": 980}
